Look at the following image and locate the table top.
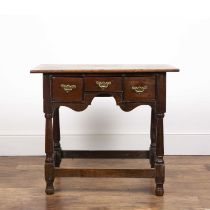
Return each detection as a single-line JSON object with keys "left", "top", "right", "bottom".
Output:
{"left": 30, "top": 64, "right": 179, "bottom": 74}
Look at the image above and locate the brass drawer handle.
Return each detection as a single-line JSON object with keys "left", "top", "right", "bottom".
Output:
{"left": 60, "top": 84, "right": 76, "bottom": 93}
{"left": 132, "top": 85, "right": 147, "bottom": 93}
{"left": 96, "top": 81, "right": 111, "bottom": 90}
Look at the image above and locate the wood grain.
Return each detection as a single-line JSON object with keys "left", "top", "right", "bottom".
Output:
{"left": 30, "top": 64, "right": 179, "bottom": 73}
{"left": 41, "top": 72, "right": 169, "bottom": 195}
{"left": 35, "top": 67, "right": 179, "bottom": 196}
{"left": 61, "top": 150, "right": 150, "bottom": 159}
{"left": 124, "top": 76, "right": 156, "bottom": 101}
{"left": 54, "top": 168, "right": 155, "bottom": 178}
{"left": 0, "top": 156, "right": 210, "bottom": 210}
{"left": 52, "top": 77, "right": 83, "bottom": 102}
{"left": 85, "top": 77, "right": 122, "bottom": 92}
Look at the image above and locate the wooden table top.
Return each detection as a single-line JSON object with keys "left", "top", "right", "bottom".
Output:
{"left": 30, "top": 64, "right": 179, "bottom": 74}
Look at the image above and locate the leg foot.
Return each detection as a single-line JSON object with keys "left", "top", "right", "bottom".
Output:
{"left": 155, "top": 158, "right": 165, "bottom": 196}
{"left": 155, "top": 184, "right": 164, "bottom": 196}
{"left": 45, "top": 183, "right": 54, "bottom": 195}
{"left": 45, "top": 163, "right": 55, "bottom": 195}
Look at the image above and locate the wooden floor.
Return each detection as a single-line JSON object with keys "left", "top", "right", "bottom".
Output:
{"left": 0, "top": 156, "right": 210, "bottom": 210}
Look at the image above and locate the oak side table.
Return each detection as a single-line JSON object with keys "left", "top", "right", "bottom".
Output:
{"left": 31, "top": 64, "right": 179, "bottom": 196}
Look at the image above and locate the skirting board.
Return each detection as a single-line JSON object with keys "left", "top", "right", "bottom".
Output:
{"left": 0, "top": 134, "right": 210, "bottom": 156}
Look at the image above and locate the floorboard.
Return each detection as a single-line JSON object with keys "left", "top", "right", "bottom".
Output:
{"left": 0, "top": 156, "right": 210, "bottom": 210}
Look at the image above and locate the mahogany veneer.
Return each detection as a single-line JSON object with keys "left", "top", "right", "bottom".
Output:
{"left": 31, "top": 64, "right": 179, "bottom": 196}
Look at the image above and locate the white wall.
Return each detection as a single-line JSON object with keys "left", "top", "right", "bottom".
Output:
{"left": 0, "top": 0, "right": 210, "bottom": 155}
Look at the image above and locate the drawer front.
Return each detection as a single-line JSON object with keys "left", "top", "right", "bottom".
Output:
{"left": 124, "top": 77, "right": 155, "bottom": 101}
{"left": 85, "top": 77, "right": 122, "bottom": 92}
{"left": 52, "top": 77, "right": 83, "bottom": 102}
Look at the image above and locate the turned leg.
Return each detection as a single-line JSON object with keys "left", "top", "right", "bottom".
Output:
{"left": 53, "top": 108, "right": 62, "bottom": 167}
{"left": 45, "top": 113, "right": 55, "bottom": 195}
{"left": 155, "top": 113, "right": 165, "bottom": 196}
{"left": 149, "top": 108, "right": 156, "bottom": 168}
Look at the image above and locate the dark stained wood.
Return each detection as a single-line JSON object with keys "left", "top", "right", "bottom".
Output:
{"left": 85, "top": 77, "right": 122, "bottom": 92}
{"left": 43, "top": 74, "right": 52, "bottom": 114}
{"left": 31, "top": 64, "right": 179, "bottom": 196}
{"left": 154, "top": 73, "right": 166, "bottom": 196}
{"left": 149, "top": 107, "right": 156, "bottom": 168}
{"left": 62, "top": 150, "right": 150, "bottom": 159}
{"left": 53, "top": 108, "right": 62, "bottom": 167}
{"left": 54, "top": 168, "right": 155, "bottom": 178}
{"left": 43, "top": 75, "right": 55, "bottom": 195}
{"left": 52, "top": 77, "right": 83, "bottom": 102}
{"left": 156, "top": 73, "right": 166, "bottom": 113}
{"left": 44, "top": 113, "right": 54, "bottom": 195}
{"left": 30, "top": 64, "right": 179, "bottom": 73}
{"left": 155, "top": 113, "right": 165, "bottom": 196}
{"left": 123, "top": 76, "right": 156, "bottom": 101}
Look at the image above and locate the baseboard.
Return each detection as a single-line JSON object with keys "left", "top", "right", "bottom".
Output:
{"left": 0, "top": 134, "right": 209, "bottom": 156}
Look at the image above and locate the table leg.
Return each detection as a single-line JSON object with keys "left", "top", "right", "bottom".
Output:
{"left": 53, "top": 108, "right": 62, "bottom": 167}
{"left": 149, "top": 108, "right": 156, "bottom": 168}
{"left": 155, "top": 112, "right": 165, "bottom": 196}
{"left": 45, "top": 113, "right": 55, "bottom": 195}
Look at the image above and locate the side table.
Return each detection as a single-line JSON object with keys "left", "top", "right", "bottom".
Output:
{"left": 31, "top": 64, "right": 179, "bottom": 196}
